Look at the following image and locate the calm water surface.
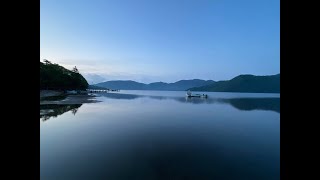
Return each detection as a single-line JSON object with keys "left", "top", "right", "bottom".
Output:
{"left": 40, "top": 90, "right": 280, "bottom": 180}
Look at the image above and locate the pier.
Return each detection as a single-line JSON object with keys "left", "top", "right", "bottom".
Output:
{"left": 86, "top": 89, "right": 120, "bottom": 93}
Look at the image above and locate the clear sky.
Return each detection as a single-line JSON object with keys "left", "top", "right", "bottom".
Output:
{"left": 40, "top": 0, "right": 279, "bottom": 84}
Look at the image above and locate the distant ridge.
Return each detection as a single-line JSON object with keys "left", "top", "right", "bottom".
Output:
{"left": 188, "top": 74, "right": 280, "bottom": 93}
{"left": 93, "top": 79, "right": 215, "bottom": 91}
{"left": 88, "top": 85, "right": 110, "bottom": 90}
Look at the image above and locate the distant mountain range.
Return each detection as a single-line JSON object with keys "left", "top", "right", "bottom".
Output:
{"left": 93, "top": 79, "right": 215, "bottom": 91}
{"left": 189, "top": 74, "right": 280, "bottom": 93}
{"left": 88, "top": 85, "right": 110, "bottom": 90}
{"left": 92, "top": 74, "right": 280, "bottom": 93}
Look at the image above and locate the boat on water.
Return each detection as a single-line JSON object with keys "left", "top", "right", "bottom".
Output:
{"left": 186, "top": 90, "right": 208, "bottom": 98}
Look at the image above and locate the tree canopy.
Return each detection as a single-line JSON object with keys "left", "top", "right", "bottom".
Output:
{"left": 40, "top": 61, "right": 88, "bottom": 90}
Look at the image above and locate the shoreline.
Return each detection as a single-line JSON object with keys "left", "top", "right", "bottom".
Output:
{"left": 40, "top": 90, "right": 65, "bottom": 98}
{"left": 40, "top": 90, "right": 100, "bottom": 105}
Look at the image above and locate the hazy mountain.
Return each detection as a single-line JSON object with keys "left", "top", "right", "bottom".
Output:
{"left": 94, "top": 80, "right": 146, "bottom": 90}
{"left": 93, "top": 79, "right": 215, "bottom": 91}
{"left": 83, "top": 73, "right": 106, "bottom": 85}
{"left": 88, "top": 85, "right": 110, "bottom": 90}
{"left": 189, "top": 74, "right": 280, "bottom": 93}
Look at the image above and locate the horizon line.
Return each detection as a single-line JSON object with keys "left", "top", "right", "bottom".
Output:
{"left": 91, "top": 73, "right": 280, "bottom": 85}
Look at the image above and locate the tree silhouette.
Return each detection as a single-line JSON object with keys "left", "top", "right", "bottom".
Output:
{"left": 71, "top": 107, "right": 79, "bottom": 115}
{"left": 73, "top": 66, "right": 79, "bottom": 73}
{"left": 40, "top": 62, "right": 88, "bottom": 90}
{"left": 43, "top": 59, "right": 52, "bottom": 65}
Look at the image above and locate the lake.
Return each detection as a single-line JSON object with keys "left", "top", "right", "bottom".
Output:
{"left": 40, "top": 90, "right": 280, "bottom": 180}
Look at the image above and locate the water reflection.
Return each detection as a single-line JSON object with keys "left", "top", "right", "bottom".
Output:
{"left": 40, "top": 104, "right": 82, "bottom": 121}
{"left": 41, "top": 92, "right": 280, "bottom": 179}
{"left": 218, "top": 98, "right": 280, "bottom": 113}
{"left": 100, "top": 93, "right": 280, "bottom": 113}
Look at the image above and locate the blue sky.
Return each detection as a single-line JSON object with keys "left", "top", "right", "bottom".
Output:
{"left": 40, "top": 0, "right": 279, "bottom": 84}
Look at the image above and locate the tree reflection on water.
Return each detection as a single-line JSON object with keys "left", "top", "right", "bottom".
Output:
{"left": 40, "top": 104, "right": 82, "bottom": 121}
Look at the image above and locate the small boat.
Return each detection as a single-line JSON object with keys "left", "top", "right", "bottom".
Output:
{"left": 186, "top": 90, "right": 208, "bottom": 98}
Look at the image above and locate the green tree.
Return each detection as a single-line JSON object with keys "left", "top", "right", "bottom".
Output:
{"left": 40, "top": 61, "right": 88, "bottom": 90}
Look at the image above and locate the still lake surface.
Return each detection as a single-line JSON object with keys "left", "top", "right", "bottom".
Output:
{"left": 40, "top": 90, "right": 280, "bottom": 180}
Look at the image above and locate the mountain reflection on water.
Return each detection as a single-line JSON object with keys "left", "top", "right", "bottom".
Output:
{"left": 40, "top": 104, "right": 82, "bottom": 121}
{"left": 100, "top": 93, "right": 280, "bottom": 113}
{"left": 41, "top": 91, "right": 280, "bottom": 179}
{"left": 40, "top": 93, "right": 280, "bottom": 121}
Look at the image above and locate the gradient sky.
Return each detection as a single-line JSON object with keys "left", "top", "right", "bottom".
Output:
{"left": 40, "top": 0, "right": 279, "bottom": 84}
